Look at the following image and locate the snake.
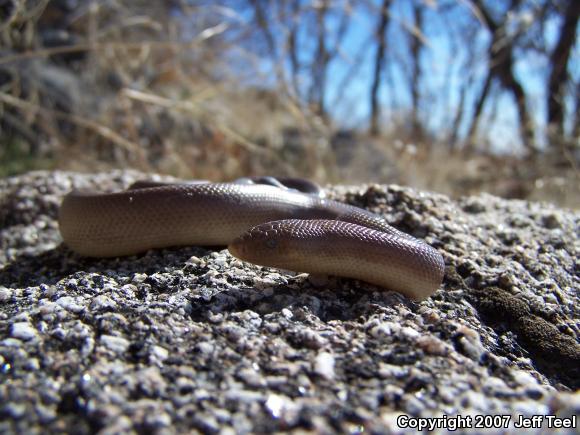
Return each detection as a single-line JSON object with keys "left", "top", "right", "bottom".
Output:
{"left": 58, "top": 177, "right": 445, "bottom": 300}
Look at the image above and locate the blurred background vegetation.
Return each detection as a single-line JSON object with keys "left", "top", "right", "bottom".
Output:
{"left": 0, "top": 0, "right": 578, "bottom": 207}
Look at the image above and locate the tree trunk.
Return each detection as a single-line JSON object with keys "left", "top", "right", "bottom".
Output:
{"left": 547, "top": 0, "right": 580, "bottom": 143}
{"left": 369, "top": 0, "right": 391, "bottom": 136}
{"left": 250, "top": 0, "right": 291, "bottom": 97}
{"left": 471, "top": 0, "right": 535, "bottom": 152}
{"left": 409, "top": 3, "right": 423, "bottom": 140}
{"left": 509, "top": 76, "right": 535, "bottom": 151}
{"left": 308, "top": 0, "right": 329, "bottom": 119}
{"left": 287, "top": 0, "right": 301, "bottom": 98}
{"left": 466, "top": 73, "right": 492, "bottom": 150}
{"left": 574, "top": 82, "right": 580, "bottom": 143}
{"left": 449, "top": 79, "right": 468, "bottom": 149}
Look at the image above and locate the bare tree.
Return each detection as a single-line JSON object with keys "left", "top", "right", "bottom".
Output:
{"left": 307, "top": 0, "right": 329, "bottom": 118}
{"left": 409, "top": 2, "right": 424, "bottom": 140}
{"left": 305, "top": 0, "right": 352, "bottom": 120}
{"left": 443, "top": 11, "right": 480, "bottom": 149}
{"left": 330, "top": 33, "right": 374, "bottom": 110}
{"left": 466, "top": 0, "right": 535, "bottom": 152}
{"left": 574, "top": 81, "right": 580, "bottom": 142}
{"left": 546, "top": 0, "right": 580, "bottom": 145}
{"left": 449, "top": 65, "right": 478, "bottom": 149}
{"left": 369, "top": 0, "right": 391, "bottom": 136}
{"left": 249, "top": 0, "right": 289, "bottom": 94}
{"left": 286, "top": 0, "right": 302, "bottom": 97}
{"left": 465, "top": 73, "right": 493, "bottom": 150}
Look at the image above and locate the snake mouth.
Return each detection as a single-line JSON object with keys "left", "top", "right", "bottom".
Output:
{"left": 228, "top": 223, "right": 283, "bottom": 264}
{"left": 228, "top": 231, "right": 255, "bottom": 261}
{"left": 227, "top": 236, "right": 245, "bottom": 259}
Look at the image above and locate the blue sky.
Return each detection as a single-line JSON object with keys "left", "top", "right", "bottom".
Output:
{"left": 292, "top": 0, "right": 577, "bottom": 153}
{"left": 191, "top": 1, "right": 578, "bottom": 153}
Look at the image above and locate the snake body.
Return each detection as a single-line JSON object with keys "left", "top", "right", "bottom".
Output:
{"left": 59, "top": 181, "right": 444, "bottom": 300}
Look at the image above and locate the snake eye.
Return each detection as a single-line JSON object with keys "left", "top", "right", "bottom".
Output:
{"left": 266, "top": 238, "right": 278, "bottom": 249}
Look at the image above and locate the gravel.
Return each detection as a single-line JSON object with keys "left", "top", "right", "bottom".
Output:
{"left": 0, "top": 170, "right": 578, "bottom": 434}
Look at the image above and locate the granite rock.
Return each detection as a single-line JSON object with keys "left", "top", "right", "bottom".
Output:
{"left": 0, "top": 170, "right": 578, "bottom": 434}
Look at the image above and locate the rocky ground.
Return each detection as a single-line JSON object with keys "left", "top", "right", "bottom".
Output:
{"left": 0, "top": 170, "right": 578, "bottom": 434}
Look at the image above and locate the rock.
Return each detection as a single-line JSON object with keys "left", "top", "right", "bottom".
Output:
{"left": 100, "top": 334, "right": 130, "bottom": 353}
{"left": 10, "top": 322, "right": 37, "bottom": 341}
{"left": 313, "top": 352, "right": 335, "bottom": 380}
{"left": 0, "top": 170, "right": 578, "bottom": 433}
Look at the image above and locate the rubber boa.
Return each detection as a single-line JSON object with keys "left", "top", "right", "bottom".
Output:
{"left": 58, "top": 179, "right": 444, "bottom": 300}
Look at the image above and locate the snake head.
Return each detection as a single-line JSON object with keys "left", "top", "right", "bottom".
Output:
{"left": 228, "top": 220, "right": 302, "bottom": 269}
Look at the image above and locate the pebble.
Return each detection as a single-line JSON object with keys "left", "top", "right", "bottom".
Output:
{"left": 195, "top": 341, "right": 215, "bottom": 354}
{"left": 456, "top": 325, "right": 486, "bottom": 361}
{"left": 541, "top": 213, "right": 562, "bottom": 229}
{"left": 150, "top": 345, "right": 169, "bottom": 362}
{"left": 10, "top": 322, "right": 37, "bottom": 341}
{"left": 313, "top": 352, "right": 335, "bottom": 380}
{"left": 0, "top": 287, "right": 12, "bottom": 303}
{"left": 55, "top": 296, "right": 84, "bottom": 313}
{"left": 293, "top": 328, "right": 328, "bottom": 349}
{"left": 367, "top": 321, "right": 400, "bottom": 340}
{"left": 90, "top": 295, "right": 117, "bottom": 311}
{"left": 399, "top": 326, "right": 420, "bottom": 340}
{"left": 100, "top": 335, "right": 130, "bottom": 353}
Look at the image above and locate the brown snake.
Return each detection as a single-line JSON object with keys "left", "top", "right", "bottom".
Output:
{"left": 59, "top": 178, "right": 445, "bottom": 300}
